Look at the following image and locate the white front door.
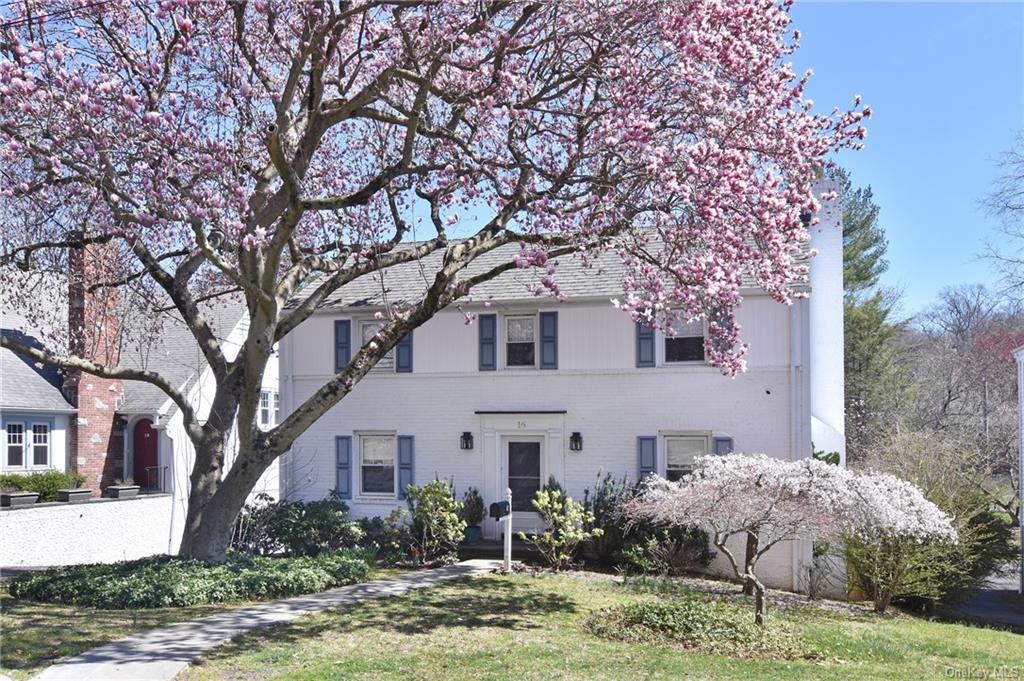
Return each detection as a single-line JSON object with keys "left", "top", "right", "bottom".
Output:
{"left": 504, "top": 437, "right": 544, "bottom": 535}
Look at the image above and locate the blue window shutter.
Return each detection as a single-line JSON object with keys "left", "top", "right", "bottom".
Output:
{"left": 479, "top": 313, "right": 497, "bottom": 371}
{"left": 539, "top": 311, "right": 558, "bottom": 369}
{"left": 334, "top": 320, "right": 351, "bottom": 372}
{"left": 637, "top": 436, "right": 657, "bottom": 480}
{"left": 636, "top": 322, "right": 655, "bottom": 368}
{"left": 335, "top": 436, "right": 352, "bottom": 499}
{"left": 713, "top": 436, "right": 734, "bottom": 455}
{"left": 397, "top": 436, "right": 415, "bottom": 499}
{"left": 396, "top": 331, "right": 413, "bottom": 373}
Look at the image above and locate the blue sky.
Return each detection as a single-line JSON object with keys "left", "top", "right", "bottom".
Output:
{"left": 789, "top": 1, "right": 1024, "bottom": 314}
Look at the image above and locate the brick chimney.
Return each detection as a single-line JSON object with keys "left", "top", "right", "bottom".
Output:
{"left": 64, "top": 240, "right": 125, "bottom": 494}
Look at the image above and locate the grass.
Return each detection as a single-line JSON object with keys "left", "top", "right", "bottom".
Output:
{"left": 176, "top": 573, "right": 1024, "bottom": 681}
{"left": 0, "top": 586, "right": 235, "bottom": 680}
{"left": 0, "top": 567, "right": 401, "bottom": 680}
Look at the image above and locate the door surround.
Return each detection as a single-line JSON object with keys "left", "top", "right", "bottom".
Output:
{"left": 478, "top": 412, "right": 566, "bottom": 540}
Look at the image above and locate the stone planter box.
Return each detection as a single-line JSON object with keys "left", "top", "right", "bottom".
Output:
{"left": 1, "top": 491, "right": 40, "bottom": 507}
{"left": 105, "top": 485, "right": 140, "bottom": 499}
{"left": 58, "top": 489, "right": 92, "bottom": 503}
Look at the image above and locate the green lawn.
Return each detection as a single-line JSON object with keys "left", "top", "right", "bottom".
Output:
{"left": 0, "top": 587, "right": 236, "bottom": 680}
{"left": 0, "top": 567, "right": 403, "bottom": 680}
{"left": 178, "top": 573, "right": 1024, "bottom": 681}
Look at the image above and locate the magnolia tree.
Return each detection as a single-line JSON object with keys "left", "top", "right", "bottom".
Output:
{"left": 0, "top": 0, "right": 869, "bottom": 561}
{"left": 623, "top": 454, "right": 955, "bottom": 625}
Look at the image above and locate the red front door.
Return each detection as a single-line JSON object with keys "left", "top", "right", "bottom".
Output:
{"left": 133, "top": 419, "right": 158, "bottom": 489}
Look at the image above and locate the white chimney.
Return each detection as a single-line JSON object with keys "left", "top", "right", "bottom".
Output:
{"left": 807, "top": 179, "right": 847, "bottom": 466}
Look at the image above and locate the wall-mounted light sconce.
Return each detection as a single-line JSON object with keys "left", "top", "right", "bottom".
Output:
{"left": 460, "top": 432, "right": 474, "bottom": 450}
{"left": 569, "top": 432, "right": 583, "bottom": 451}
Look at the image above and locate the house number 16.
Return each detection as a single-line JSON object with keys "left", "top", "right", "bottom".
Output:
{"left": 516, "top": 421, "right": 527, "bottom": 429}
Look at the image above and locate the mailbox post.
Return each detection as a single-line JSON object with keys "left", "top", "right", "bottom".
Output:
{"left": 504, "top": 487, "right": 512, "bottom": 573}
{"left": 488, "top": 493, "right": 513, "bottom": 573}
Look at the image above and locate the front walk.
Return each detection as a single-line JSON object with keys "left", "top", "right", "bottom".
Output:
{"left": 32, "top": 559, "right": 502, "bottom": 681}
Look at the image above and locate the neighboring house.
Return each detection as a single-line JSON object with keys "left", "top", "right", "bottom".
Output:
{"left": 0, "top": 297, "right": 75, "bottom": 479}
{"left": 0, "top": 269, "right": 279, "bottom": 557}
{"left": 279, "top": 181, "right": 846, "bottom": 592}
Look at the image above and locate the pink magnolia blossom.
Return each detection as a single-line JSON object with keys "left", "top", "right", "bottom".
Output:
{"left": 0, "top": 0, "right": 869, "bottom": 377}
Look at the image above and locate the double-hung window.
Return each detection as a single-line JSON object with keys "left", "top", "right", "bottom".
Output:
{"left": 31, "top": 424, "right": 49, "bottom": 466}
{"left": 361, "top": 321, "right": 395, "bottom": 372}
{"left": 360, "top": 434, "right": 395, "bottom": 495}
{"left": 665, "top": 436, "right": 707, "bottom": 481}
{"left": 505, "top": 315, "right": 536, "bottom": 367}
{"left": 664, "top": 319, "right": 706, "bottom": 363}
{"left": 6, "top": 423, "right": 25, "bottom": 468}
{"left": 258, "top": 390, "right": 280, "bottom": 429}
{"left": 4, "top": 421, "right": 49, "bottom": 469}
{"left": 259, "top": 391, "right": 271, "bottom": 428}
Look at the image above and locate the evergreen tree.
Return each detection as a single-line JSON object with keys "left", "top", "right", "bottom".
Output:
{"left": 829, "top": 168, "right": 906, "bottom": 459}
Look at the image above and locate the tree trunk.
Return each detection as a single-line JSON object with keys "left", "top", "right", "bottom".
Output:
{"left": 754, "top": 582, "right": 767, "bottom": 627}
{"left": 178, "top": 489, "right": 246, "bottom": 562}
{"left": 177, "top": 441, "right": 262, "bottom": 562}
{"left": 741, "top": 532, "right": 757, "bottom": 596}
{"left": 873, "top": 589, "right": 892, "bottom": 614}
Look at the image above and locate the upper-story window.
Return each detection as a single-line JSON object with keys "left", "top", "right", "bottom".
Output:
{"left": 4, "top": 421, "right": 49, "bottom": 469}
{"left": 664, "top": 319, "right": 705, "bottom": 363}
{"left": 258, "top": 390, "right": 280, "bottom": 429}
{"left": 361, "top": 321, "right": 395, "bottom": 372}
{"left": 665, "top": 435, "right": 707, "bottom": 481}
{"left": 506, "top": 315, "right": 536, "bottom": 367}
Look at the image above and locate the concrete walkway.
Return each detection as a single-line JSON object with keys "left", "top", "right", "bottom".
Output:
{"left": 32, "top": 559, "right": 502, "bottom": 681}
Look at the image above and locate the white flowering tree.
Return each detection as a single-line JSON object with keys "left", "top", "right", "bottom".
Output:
{"left": 843, "top": 472, "right": 960, "bottom": 613}
{"left": 623, "top": 454, "right": 956, "bottom": 626}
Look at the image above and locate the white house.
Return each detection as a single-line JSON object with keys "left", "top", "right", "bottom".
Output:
{"left": 279, "top": 182, "right": 846, "bottom": 592}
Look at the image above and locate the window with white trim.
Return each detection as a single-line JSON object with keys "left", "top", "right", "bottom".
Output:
{"left": 360, "top": 434, "right": 395, "bottom": 495}
{"left": 664, "top": 319, "right": 705, "bottom": 363}
{"left": 4, "top": 421, "right": 50, "bottom": 469}
{"left": 665, "top": 436, "right": 707, "bottom": 481}
{"left": 6, "top": 423, "right": 24, "bottom": 467}
{"left": 273, "top": 391, "right": 280, "bottom": 424}
{"left": 505, "top": 315, "right": 536, "bottom": 367}
{"left": 31, "top": 424, "right": 49, "bottom": 467}
{"left": 259, "top": 391, "right": 271, "bottom": 427}
{"left": 361, "top": 321, "right": 395, "bottom": 372}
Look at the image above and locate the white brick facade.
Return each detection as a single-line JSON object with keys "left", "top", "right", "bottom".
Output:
{"left": 280, "top": 294, "right": 815, "bottom": 590}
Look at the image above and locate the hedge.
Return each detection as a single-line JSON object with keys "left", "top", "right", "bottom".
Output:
{"left": 7, "top": 550, "right": 373, "bottom": 608}
{"left": 0, "top": 471, "right": 86, "bottom": 502}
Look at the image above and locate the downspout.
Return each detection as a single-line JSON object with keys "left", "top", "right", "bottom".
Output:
{"left": 790, "top": 298, "right": 812, "bottom": 592}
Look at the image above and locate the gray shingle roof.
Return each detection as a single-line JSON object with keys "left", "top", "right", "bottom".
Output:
{"left": 0, "top": 339, "right": 75, "bottom": 412}
{"left": 298, "top": 243, "right": 629, "bottom": 311}
{"left": 1, "top": 275, "right": 74, "bottom": 413}
{"left": 294, "top": 182, "right": 835, "bottom": 312}
{"left": 117, "top": 299, "right": 247, "bottom": 419}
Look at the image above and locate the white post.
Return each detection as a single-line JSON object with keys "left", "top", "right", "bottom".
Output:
{"left": 504, "top": 487, "right": 512, "bottom": 573}
{"left": 1017, "top": 348, "right": 1024, "bottom": 594}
